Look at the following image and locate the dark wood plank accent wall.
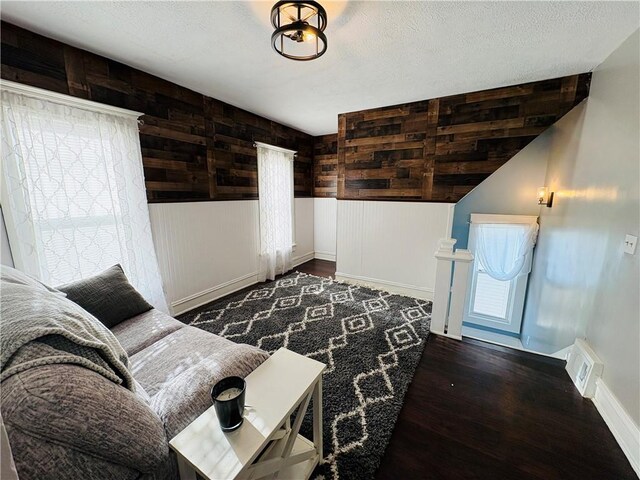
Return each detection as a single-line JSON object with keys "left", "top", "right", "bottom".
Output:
{"left": 313, "top": 134, "right": 338, "bottom": 197}
{"left": 332, "top": 74, "right": 591, "bottom": 202}
{"left": 1, "top": 22, "right": 313, "bottom": 202}
{"left": 2, "top": 22, "right": 591, "bottom": 205}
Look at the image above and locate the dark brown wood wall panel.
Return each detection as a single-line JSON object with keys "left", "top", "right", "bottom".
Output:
{"left": 313, "top": 134, "right": 338, "bottom": 197}
{"left": 332, "top": 74, "right": 591, "bottom": 202}
{"left": 2, "top": 22, "right": 591, "bottom": 205}
{"left": 206, "top": 98, "right": 313, "bottom": 200}
{"left": 0, "top": 22, "right": 313, "bottom": 202}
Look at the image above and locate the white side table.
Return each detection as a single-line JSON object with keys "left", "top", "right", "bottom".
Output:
{"left": 169, "top": 348, "right": 326, "bottom": 480}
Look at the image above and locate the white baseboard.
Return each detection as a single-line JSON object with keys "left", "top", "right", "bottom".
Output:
{"left": 171, "top": 252, "right": 315, "bottom": 316}
{"left": 462, "top": 326, "right": 575, "bottom": 359}
{"left": 335, "top": 272, "right": 434, "bottom": 300}
{"left": 550, "top": 344, "right": 572, "bottom": 361}
{"left": 314, "top": 251, "right": 336, "bottom": 262}
{"left": 171, "top": 272, "right": 258, "bottom": 316}
{"left": 593, "top": 378, "right": 640, "bottom": 477}
{"left": 293, "top": 251, "right": 315, "bottom": 267}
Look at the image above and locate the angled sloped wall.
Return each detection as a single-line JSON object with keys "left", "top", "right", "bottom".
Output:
{"left": 451, "top": 125, "right": 553, "bottom": 249}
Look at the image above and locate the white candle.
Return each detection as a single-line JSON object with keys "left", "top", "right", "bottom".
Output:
{"left": 216, "top": 387, "right": 242, "bottom": 401}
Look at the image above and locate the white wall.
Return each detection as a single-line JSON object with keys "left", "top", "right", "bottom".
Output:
{"left": 313, "top": 198, "right": 337, "bottom": 261}
{"left": 452, "top": 133, "right": 549, "bottom": 249}
{"left": 336, "top": 200, "right": 454, "bottom": 299}
{"left": 150, "top": 198, "right": 314, "bottom": 315}
{"left": 522, "top": 30, "right": 639, "bottom": 424}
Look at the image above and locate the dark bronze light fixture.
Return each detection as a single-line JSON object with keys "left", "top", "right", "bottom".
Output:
{"left": 271, "top": 1, "right": 327, "bottom": 61}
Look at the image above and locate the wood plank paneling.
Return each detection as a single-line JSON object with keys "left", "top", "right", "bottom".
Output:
{"left": 2, "top": 22, "right": 591, "bottom": 205}
{"left": 0, "top": 22, "right": 314, "bottom": 203}
{"left": 325, "top": 74, "right": 590, "bottom": 202}
{"left": 206, "top": 97, "right": 313, "bottom": 200}
{"left": 313, "top": 134, "right": 338, "bottom": 197}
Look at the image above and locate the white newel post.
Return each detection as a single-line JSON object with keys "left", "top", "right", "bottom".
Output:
{"left": 446, "top": 249, "right": 473, "bottom": 340}
{"left": 431, "top": 239, "right": 456, "bottom": 335}
{"left": 432, "top": 238, "right": 474, "bottom": 340}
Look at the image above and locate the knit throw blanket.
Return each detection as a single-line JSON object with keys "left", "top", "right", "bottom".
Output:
{"left": 0, "top": 282, "right": 134, "bottom": 391}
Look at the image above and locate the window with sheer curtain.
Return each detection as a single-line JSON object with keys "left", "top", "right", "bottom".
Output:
{"left": 1, "top": 85, "right": 168, "bottom": 312}
{"left": 256, "top": 143, "right": 295, "bottom": 282}
{"left": 465, "top": 219, "right": 538, "bottom": 330}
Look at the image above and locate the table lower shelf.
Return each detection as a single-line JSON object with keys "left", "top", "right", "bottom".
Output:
{"left": 278, "top": 436, "right": 319, "bottom": 479}
{"left": 243, "top": 434, "right": 319, "bottom": 480}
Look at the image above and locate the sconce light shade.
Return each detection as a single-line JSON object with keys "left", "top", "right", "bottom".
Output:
{"left": 537, "top": 186, "right": 554, "bottom": 207}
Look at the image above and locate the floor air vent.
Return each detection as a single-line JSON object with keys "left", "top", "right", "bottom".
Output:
{"left": 566, "top": 338, "right": 603, "bottom": 398}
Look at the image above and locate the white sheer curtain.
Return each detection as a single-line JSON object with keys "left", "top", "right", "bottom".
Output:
{"left": 473, "top": 222, "right": 538, "bottom": 281}
{"left": 1, "top": 88, "right": 168, "bottom": 312}
{"left": 256, "top": 144, "right": 294, "bottom": 282}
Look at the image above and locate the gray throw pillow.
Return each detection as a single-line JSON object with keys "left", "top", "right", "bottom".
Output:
{"left": 57, "top": 265, "right": 152, "bottom": 328}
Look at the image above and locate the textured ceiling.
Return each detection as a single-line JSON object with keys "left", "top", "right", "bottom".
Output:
{"left": 2, "top": 1, "right": 638, "bottom": 135}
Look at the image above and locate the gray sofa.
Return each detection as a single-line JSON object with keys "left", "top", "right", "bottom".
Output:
{"left": 1, "top": 267, "right": 269, "bottom": 480}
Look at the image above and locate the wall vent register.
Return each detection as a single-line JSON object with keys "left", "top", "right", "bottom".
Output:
{"left": 566, "top": 338, "right": 603, "bottom": 398}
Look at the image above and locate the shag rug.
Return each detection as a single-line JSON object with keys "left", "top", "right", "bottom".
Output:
{"left": 179, "top": 271, "right": 431, "bottom": 480}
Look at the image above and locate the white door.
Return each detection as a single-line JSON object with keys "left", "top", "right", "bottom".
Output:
{"left": 463, "top": 215, "right": 538, "bottom": 334}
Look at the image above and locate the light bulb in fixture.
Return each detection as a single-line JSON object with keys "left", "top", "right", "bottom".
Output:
{"left": 537, "top": 186, "right": 554, "bottom": 207}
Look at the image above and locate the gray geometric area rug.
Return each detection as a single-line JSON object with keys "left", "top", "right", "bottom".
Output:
{"left": 179, "top": 271, "right": 431, "bottom": 480}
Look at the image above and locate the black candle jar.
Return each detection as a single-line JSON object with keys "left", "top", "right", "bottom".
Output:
{"left": 211, "top": 376, "right": 246, "bottom": 432}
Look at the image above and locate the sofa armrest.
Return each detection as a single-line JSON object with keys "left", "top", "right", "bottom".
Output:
{"left": 2, "top": 364, "right": 169, "bottom": 476}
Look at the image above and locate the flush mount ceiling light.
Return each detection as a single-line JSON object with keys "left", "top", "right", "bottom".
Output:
{"left": 271, "top": 1, "right": 327, "bottom": 61}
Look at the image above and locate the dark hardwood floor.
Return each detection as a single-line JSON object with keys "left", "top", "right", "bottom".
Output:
{"left": 293, "top": 260, "right": 636, "bottom": 480}
{"left": 296, "top": 258, "right": 336, "bottom": 279}
{"left": 376, "top": 336, "right": 636, "bottom": 480}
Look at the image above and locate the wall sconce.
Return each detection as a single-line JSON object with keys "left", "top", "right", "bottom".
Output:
{"left": 537, "top": 186, "right": 554, "bottom": 207}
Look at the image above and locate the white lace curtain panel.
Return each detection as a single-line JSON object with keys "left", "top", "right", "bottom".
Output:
{"left": 257, "top": 145, "right": 294, "bottom": 282}
{"left": 472, "top": 222, "right": 539, "bottom": 281}
{"left": 1, "top": 89, "right": 168, "bottom": 312}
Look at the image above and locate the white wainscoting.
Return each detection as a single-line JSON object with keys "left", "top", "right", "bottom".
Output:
{"left": 149, "top": 201, "right": 260, "bottom": 315}
{"left": 293, "top": 197, "right": 315, "bottom": 266}
{"left": 149, "top": 198, "right": 315, "bottom": 315}
{"left": 335, "top": 200, "right": 455, "bottom": 300}
{"left": 313, "top": 198, "right": 337, "bottom": 261}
